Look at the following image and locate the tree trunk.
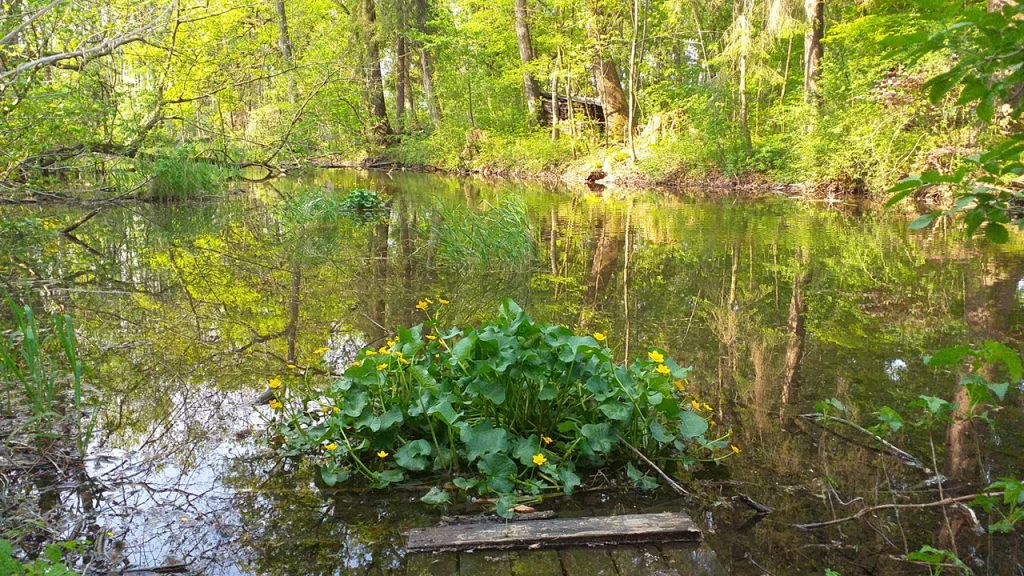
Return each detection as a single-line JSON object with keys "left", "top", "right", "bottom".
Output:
{"left": 594, "top": 53, "right": 628, "bottom": 141}
{"left": 360, "top": 0, "right": 391, "bottom": 141}
{"left": 803, "top": 0, "right": 823, "bottom": 104}
{"left": 513, "top": 0, "right": 542, "bottom": 123}
{"left": 274, "top": 0, "right": 297, "bottom": 104}
{"left": 737, "top": 3, "right": 752, "bottom": 151}
{"left": 587, "top": 3, "right": 628, "bottom": 141}
{"left": 627, "top": 0, "right": 640, "bottom": 158}
{"left": 779, "top": 250, "right": 809, "bottom": 417}
{"left": 414, "top": 0, "right": 442, "bottom": 124}
{"left": 944, "top": 258, "right": 1021, "bottom": 484}
{"left": 396, "top": 36, "right": 408, "bottom": 125}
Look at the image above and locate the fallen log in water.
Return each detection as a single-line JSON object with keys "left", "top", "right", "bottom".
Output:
{"left": 405, "top": 511, "right": 701, "bottom": 552}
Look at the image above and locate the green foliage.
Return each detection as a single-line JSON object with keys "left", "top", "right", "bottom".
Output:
{"left": 0, "top": 540, "right": 80, "bottom": 576}
{"left": 279, "top": 187, "right": 386, "bottom": 227}
{"left": 905, "top": 546, "right": 972, "bottom": 576}
{"left": 432, "top": 198, "right": 534, "bottom": 270}
{"left": 888, "top": 2, "right": 1024, "bottom": 240}
{"left": 268, "top": 299, "right": 730, "bottom": 512}
{"left": 143, "top": 149, "right": 233, "bottom": 202}
{"left": 974, "top": 478, "right": 1024, "bottom": 534}
{"left": 338, "top": 188, "right": 386, "bottom": 213}
{"left": 1, "top": 303, "right": 81, "bottom": 420}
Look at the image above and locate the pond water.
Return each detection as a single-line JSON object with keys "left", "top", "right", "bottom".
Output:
{"left": 2, "top": 169, "right": 1023, "bottom": 575}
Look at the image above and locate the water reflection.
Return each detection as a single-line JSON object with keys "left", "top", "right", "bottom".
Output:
{"left": 2, "top": 168, "right": 1023, "bottom": 574}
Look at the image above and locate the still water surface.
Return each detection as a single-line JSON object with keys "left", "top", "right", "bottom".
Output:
{"left": 3, "top": 169, "right": 1023, "bottom": 574}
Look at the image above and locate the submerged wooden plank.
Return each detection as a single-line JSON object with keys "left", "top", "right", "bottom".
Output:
{"left": 559, "top": 548, "right": 617, "bottom": 576}
{"left": 406, "top": 512, "right": 701, "bottom": 553}
{"left": 406, "top": 552, "right": 459, "bottom": 576}
{"left": 510, "top": 550, "right": 563, "bottom": 576}
{"left": 659, "top": 545, "right": 727, "bottom": 576}
{"left": 610, "top": 546, "right": 674, "bottom": 576}
{"left": 459, "top": 552, "right": 512, "bottom": 576}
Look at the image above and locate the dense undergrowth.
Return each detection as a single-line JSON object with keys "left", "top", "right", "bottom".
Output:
{"left": 267, "top": 299, "right": 732, "bottom": 516}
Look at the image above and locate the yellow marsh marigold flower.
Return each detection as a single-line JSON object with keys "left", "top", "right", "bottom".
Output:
{"left": 731, "top": 445, "right": 741, "bottom": 455}
{"left": 415, "top": 300, "right": 429, "bottom": 310}
{"left": 656, "top": 364, "right": 671, "bottom": 375}
{"left": 394, "top": 351, "right": 404, "bottom": 358}
{"left": 352, "top": 360, "right": 362, "bottom": 367}
{"left": 314, "top": 347, "right": 330, "bottom": 355}
{"left": 387, "top": 339, "right": 396, "bottom": 347}
{"left": 690, "top": 399, "right": 701, "bottom": 411}
{"left": 703, "top": 403, "right": 712, "bottom": 412}
{"left": 648, "top": 350, "right": 665, "bottom": 363}
{"left": 325, "top": 443, "right": 338, "bottom": 452}
{"left": 438, "top": 297, "right": 450, "bottom": 305}
{"left": 364, "top": 349, "right": 377, "bottom": 356}
{"left": 541, "top": 435, "right": 553, "bottom": 445}
{"left": 673, "top": 380, "right": 685, "bottom": 392}
{"left": 269, "top": 399, "right": 283, "bottom": 410}
{"left": 268, "top": 377, "right": 282, "bottom": 389}
{"left": 532, "top": 453, "right": 548, "bottom": 466}
{"left": 425, "top": 334, "right": 438, "bottom": 341}
{"left": 399, "top": 358, "right": 410, "bottom": 365}
{"left": 107, "top": 531, "right": 114, "bottom": 537}
{"left": 332, "top": 406, "right": 340, "bottom": 414}
{"left": 593, "top": 332, "right": 607, "bottom": 342}
{"left": 376, "top": 363, "right": 388, "bottom": 371}
{"left": 287, "top": 364, "right": 297, "bottom": 370}
{"left": 377, "top": 450, "right": 389, "bottom": 458}
{"left": 378, "top": 346, "right": 389, "bottom": 354}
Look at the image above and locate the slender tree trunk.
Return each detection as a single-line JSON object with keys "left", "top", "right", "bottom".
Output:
{"left": 737, "top": 4, "right": 752, "bottom": 152}
{"left": 780, "top": 35, "right": 793, "bottom": 102}
{"left": 274, "top": 0, "right": 296, "bottom": 104}
{"left": 689, "top": 1, "right": 711, "bottom": 84}
{"left": 360, "top": 0, "right": 391, "bottom": 141}
{"left": 414, "top": 0, "right": 442, "bottom": 124}
{"left": 514, "top": 0, "right": 542, "bottom": 123}
{"left": 466, "top": 70, "right": 476, "bottom": 127}
{"left": 550, "top": 52, "right": 560, "bottom": 140}
{"left": 627, "top": 0, "right": 640, "bottom": 158}
{"left": 803, "top": 0, "right": 824, "bottom": 104}
{"left": 396, "top": 36, "right": 408, "bottom": 125}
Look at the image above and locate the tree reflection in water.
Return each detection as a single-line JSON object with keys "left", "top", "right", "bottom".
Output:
{"left": 1, "top": 169, "right": 1022, "bottom": 574}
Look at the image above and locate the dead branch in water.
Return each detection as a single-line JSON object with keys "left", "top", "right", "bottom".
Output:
{"left": 799, "top": 412, "right": 930, "bottom": 472}
{"left": 795, "top": 492, "right": 996, "bottom": 530}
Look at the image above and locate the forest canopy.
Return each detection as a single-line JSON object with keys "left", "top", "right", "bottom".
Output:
{"left": 0, "top": 0, "right": 1020, "bottom": 195}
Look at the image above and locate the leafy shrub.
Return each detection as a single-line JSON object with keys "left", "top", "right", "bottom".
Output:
{"left": 0, "top": 540, "right": 80, "bottom": 576}
{"left": 267, "top": 299, "right": 733, "bottom": 516}
{"left": 338, "top": 188, "right": 385, "bottom": 212}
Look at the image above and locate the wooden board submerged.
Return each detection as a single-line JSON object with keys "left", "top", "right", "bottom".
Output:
{"left": 405, "top": 512, "right": 701, "bottom": 553}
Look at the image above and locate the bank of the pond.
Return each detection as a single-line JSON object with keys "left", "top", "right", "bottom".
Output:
{"left": 315, "top": 155, "right": 864, "bottom": 204}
